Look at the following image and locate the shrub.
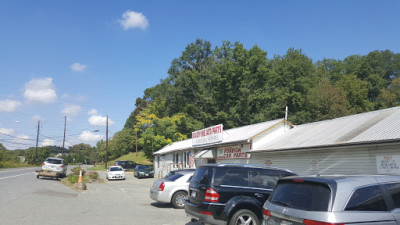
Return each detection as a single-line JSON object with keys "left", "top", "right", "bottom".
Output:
{"left": 88, "top": 171, "right": 99, "bottom": 180}
{"left": 67, "top": 174, "right": 79, "bottom": 184}
{"left": 71, "top": 167, "right": 86, "bottom": 176}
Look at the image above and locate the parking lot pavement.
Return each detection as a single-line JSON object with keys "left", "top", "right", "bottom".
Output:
{"left": 79, "top": 171, "right": 203, "bottom": 225}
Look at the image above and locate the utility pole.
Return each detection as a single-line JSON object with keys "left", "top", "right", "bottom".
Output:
{"left": 62, "top": 116, "right": 66, "bottom": 157}
{"left": 105, "top": 115, "right": 108, "bottom": 169}
{"left": 136, "top": 129, "right": 138, "bottom": 157}
{"left": 35, "top": 120, "right": 40, "bottom": 164}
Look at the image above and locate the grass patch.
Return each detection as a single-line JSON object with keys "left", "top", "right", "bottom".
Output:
{"left": 0, "top": 161, "right": 30, "bottom": 168}
{"left": 89, "top": 152, "right": 153, "bottom": 171}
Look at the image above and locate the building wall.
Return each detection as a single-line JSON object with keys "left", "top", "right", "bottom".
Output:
{"left": 154, "top": 150, "right": 198, "bottom": 178}
{"left": 218, "top": 143, "right": 400, "bottom": 175}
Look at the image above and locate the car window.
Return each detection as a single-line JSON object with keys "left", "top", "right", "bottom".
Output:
{"left": 249, "top": 170, "right": 281, "bottom": 189}
{"left": 345, "top": 185, "right": 387, "bottom": 211}
{"left": 270, "top": 180, "right": 331, "bottom": 211}
{"left": 385, "top": 183, "right": 400, "bottom": 208}
{"left": 218, "top": 168, "right": 249, "bottom": 187}
{"left": 166, "top": 174, "right": 184, "bottom": 181}
{"left": 45, "top": 159, "right": 62, "bottom": 164}
{"left": 191, "top": 167, "right": 209, "bottom": 185}
{"left": 110, "top": 167, "right": 123, "bottom": 171}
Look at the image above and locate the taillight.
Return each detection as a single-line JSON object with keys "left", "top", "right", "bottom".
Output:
{"left": 263, "top": 209, "right": 271, "bottom": 216}
{"left": 158, "top": 182, "right": 165, "bottom": 191}
{"left": 304, "top": 220, "right": 345, "bottom": 225}
{"left": 204, "top": 188, "right": 219, "bottom": 202}
{"left": 61, "top": 165, "right": 64, "bottom": 168}
{"left": 42, "top": 163, "right": 45, "bottom": 165}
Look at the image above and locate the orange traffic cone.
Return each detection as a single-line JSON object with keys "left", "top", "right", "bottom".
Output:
{"left": 78, "top": 170, "right": 83, "bottom": 183}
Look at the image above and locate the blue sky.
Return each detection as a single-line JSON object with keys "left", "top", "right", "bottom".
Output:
{"left": 0, "top": 0, "right": 399, "bottom": 150}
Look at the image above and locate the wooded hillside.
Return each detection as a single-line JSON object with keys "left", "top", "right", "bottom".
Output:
{"left": 107, "top": 39, "right": 400, "bottom": 159}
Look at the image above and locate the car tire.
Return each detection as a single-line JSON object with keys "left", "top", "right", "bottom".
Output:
{"left": 171, "top": 191, "right": 187, "bottom": 209}
{"left": 229, "top": 209, "right": 259, "bottom": 225}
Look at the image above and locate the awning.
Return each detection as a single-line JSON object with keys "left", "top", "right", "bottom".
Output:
{"left": 194, "top": 150, "right": 215, "bottom": 159}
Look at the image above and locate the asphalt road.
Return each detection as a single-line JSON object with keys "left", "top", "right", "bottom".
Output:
{"left": 0, "top": 166, "right": 202, "bottom": 225}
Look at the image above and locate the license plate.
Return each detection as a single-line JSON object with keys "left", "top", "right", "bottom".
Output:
{"left": 145, "top": 174, "right": 149, "bottom": 176}
{"left": 280, "top": 220, "right": 293, "bottom": 225}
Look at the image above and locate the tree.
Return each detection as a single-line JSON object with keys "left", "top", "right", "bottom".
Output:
{"left": 379, "top": 77, "right": 400, "bottom": 108}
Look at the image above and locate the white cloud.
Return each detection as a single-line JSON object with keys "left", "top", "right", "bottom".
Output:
{"left": 62, "top": 104, "right": 81, "bottom": 117}
{"left": 79, "top": 131, "right": 104, "bottom": 141}
{"left": 0, "top": 127, "right": 14, "bottom": 135}
{"left": 119, "top": 10, "right": 149, "bottom": 30}
{"left": 41, "top": 138, "right": 55, "bottom": 147}
{"left": 88, "top": 115, "right": 114, "bottom": 126}
{"left": 70, "top": 63, "right": 87, "bottom": 73}
{"left": 88, "top": 109, "right": 98, "bottom": 115}
{"left": 24, "top": 78, "right": 57, "bottom": 103}
{"left": 0, "top": 100, "right": 22, "bottom": 112}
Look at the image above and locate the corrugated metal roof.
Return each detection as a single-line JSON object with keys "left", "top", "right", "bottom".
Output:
{"left": 154, "top": 119, "right": 284, "bottom": 155}
{"left": 252, "top": 106, "right": 400, "bottom": 152}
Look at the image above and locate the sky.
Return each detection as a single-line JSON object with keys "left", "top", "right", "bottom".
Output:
{"left": 0, "top": 0, "right": 399, "bottom": 150}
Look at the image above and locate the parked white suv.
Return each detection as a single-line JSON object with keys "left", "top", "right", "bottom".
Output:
{"left": 42, "top": 157, "right": 67, "bottom": 177}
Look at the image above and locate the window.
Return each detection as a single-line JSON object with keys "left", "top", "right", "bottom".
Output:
{"left": 384, "top": 183, "right": 400, "bottom": 208}
{"left": 345, "top": 185, "right": 387, "bottom": 211}
{"left": 166, "top": 174, "right": 184, "bottom": 181}
{"left": 191, "top": 168, "right": 209, "bottom": 185}
{"left": 270, "top": 181, "right": 331, "bottom": 211}
{"left": 249, "top": 170, "right": 280, "bottom": 189}
{"left": 214, "top": 168, "right": 249, "bottom": 187}
{"left": 45, "top": 159, "right": 62, "bottom": 164}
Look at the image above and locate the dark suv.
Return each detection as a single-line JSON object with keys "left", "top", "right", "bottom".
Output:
{"left": 114, "top": 160, "right": 136, "bottom": 170}
{"left": 185, "top": 164, "right": 295, "bottom": 225}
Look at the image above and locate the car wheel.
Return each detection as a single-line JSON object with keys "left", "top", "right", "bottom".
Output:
{"left": 171, "top": 191, "right": 187, "bottom": 209}
{"left": 229, "top": 209, "right": 259, "bottom": 225}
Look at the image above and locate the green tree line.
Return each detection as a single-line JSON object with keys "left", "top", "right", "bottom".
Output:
{"left": 120, "top": 39, "right": 399, "bottom": 159}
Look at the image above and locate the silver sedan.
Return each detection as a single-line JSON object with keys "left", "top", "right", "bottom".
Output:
{"left": 150, "top": 170, "right": 194, "bottom": 209}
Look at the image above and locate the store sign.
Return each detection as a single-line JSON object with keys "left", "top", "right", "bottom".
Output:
{"left": 192, "top": 124, "right": 223, "bottom": 146}
{"left": 217, "top": 144, "right": 251, "bottom": 159}
{"left": 377, "top": 155, "right": 400, "bottom": 173}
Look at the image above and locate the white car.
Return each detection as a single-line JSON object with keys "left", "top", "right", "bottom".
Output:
{"left": 42, "top": 157, "right": 67, "bottom": 177}
{"left": 106, "top": 166, "right": 126, "bottom": 180}
{"left": 150, "top": 170, "right": 194, "bottom": 209}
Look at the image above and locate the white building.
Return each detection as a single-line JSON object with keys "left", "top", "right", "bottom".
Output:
{"left": 153, "top": 119, "right": 293, "bottom": 178}
{"left": 153, "top": 106, "right": 400, "bottom": 177}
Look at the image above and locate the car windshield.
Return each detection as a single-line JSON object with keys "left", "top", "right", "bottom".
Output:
{"left": 110, "top": 167, "right": 123, "bottom": 171}
{"left": 138, "top": 165, "right": 152, "bottom": 170}
{"left": 45, "top": 159, "right": 62, "bottom": 164}
{"left": 270, "top": 180, "right": 331, "bottom": 211}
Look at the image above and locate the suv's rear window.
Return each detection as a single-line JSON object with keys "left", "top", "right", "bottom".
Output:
{"left": 270, "top": 181, "right": 331, "bottom": 211}
{"left": 45, "top": 159, "right": 62, "bottom": 164}
{"left": 191, "top": 167, "right": 209, "bottom": 185}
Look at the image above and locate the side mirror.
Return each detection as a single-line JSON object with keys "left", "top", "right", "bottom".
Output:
{"left": 106, "top": 170, "right": 109, "bottom": 172}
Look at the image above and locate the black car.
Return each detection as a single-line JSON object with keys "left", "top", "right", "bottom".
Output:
{"left": 134, "top": 165, "right": 154, "bottom": 178}
{"left": 114, "top": 160, "right": 136, "bottom": 170}
{"left": 185, "top": 164, "right": 295, "bottom": 225}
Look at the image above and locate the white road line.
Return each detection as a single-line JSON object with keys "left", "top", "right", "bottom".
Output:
{"left": 0, "top": 172, "right": 34, "bottom": 180}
